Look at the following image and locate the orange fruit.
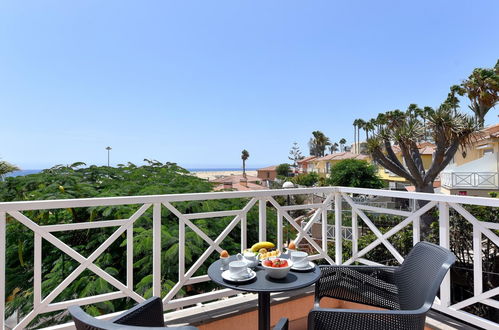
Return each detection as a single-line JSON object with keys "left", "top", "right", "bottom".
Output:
{"left": 220, "top": 250, "right": 229, "bottom": 258}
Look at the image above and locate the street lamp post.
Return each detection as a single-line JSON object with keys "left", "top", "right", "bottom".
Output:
{"left": 106, "top": 146, "right": 112, "bottom": 167}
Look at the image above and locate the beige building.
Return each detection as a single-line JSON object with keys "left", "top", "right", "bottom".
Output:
{"left": 440, "top": 123, "right": 499, "bottom": 197}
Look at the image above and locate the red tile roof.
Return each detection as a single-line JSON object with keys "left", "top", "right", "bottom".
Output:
{"left": 297, "top": 156, "right": 317, "bottom": 164}
{"left": 314, "top": 152, "right": 368, "bottom": 162}
{"left": 390, "top": 143, "right": 435, "bottom": 155}
{"left": 257, "top": 165, "right": 277, "bottom": 171}
{"left": 476, "top": 123, "right": 499, "bottom": 140}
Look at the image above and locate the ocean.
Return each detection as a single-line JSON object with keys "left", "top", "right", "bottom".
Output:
{"left": 6, "top": 168, "right": 258, "bottom": 177}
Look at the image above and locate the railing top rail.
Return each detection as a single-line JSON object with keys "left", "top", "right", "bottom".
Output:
{"left": 0, "top": 186, "right": 498, "bottom": 212}
{"left": 0, "top": 187, "right": 334, "bottom": 212}
{"left": 441, "top": 171, "right": 498, "bottom": 174}
{"left": 336, "top": 187, "right": 499, "bottom": 207}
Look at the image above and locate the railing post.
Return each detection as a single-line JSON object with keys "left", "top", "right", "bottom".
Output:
{"left": 0, "top": 212, "right": 5, "bottom": 329}
{"left": 241, "top": 213, "right": 247, "bottom": 252}
{"left": 277, "top": 210, "right": 283, "bottom": 252}
{"left": 473, "top": 225, "right": 483, "bottom": 296}
{"left": 259, "top": 198, "right": 266, "bottom": 242}
{"left": 411, "top": 199, "right": 420, "bottom": 245}
{"left": 334, "top": 191, "right": 342, "bottom": 265}
{"left": 351, "top": 209, "right": 358, "bottom": 260}
{"left": 153, "top": 203, "right": 161, "bottom": 297}
{"left": 438, "top": 202, "right": 451, "bottom": 306}
{"left": 127, "top": 226, "right": 134, "bottom": 290}
{"left": 178, "top": 208, "right": 185, "bottom": 287}
{"left": 321, "top": 206, "right": 328, "bottom": 254}
{"left": 34, "top": 233, "right": 42, "bottom": 309}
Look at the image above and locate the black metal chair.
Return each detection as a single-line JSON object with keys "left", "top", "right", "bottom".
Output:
{"left": 68, "top": 296, "right": 198, "bottom": 329}
{"left": 308, "top": 241, "right": 456, "bottom": 330}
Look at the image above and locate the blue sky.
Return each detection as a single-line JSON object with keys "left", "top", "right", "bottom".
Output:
{"left": 1, "top": 1, "right": 498, "bottom": 169}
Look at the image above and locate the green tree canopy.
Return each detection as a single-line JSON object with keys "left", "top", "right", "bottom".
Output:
{"left": 291, "top": 172, "right": 319, "bottom": 187}
{"left": 0, "top": 161, "right": 280, "bottom": 328}
{"left": 326, "top": 159, "right": 384, "bottom": 189}
{"left": 462, "top": 60, "right": 499, "bottom": 127}
{"left": 276, "top": 163, "right": 291, "bottom": 177}
{"left": 0, "top": 160, "right": 20, "bottom": 180}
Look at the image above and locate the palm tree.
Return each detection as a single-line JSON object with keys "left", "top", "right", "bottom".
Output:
{"left": 462, "top": 61, "right": 499, "bottom": 128}
{"left": 363, "top": 119, "right": 374, "bottom": 140}
{"left": 0, "top": 160, "right": 20, "bottom": 180}
{"left": 310, "top": 131, "right": 331, "bottom": 157}
{"left": 339, "top": 138, "right": 347, "bottom": 152}
{"left": 241, "top": 149, "right": 249, "bottom": 178}
{"left": 329, "top": 142, "right": 339, "bottom": 154}
{"left": 356, "top": 119, "right": 365, "bottom": 154}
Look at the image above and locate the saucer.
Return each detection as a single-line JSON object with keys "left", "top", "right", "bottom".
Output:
{"left": 291, "top": 261, "right": 315, "bottom": 271}
{"left": 221, "top": 269, "right": 257, "bottom": 283}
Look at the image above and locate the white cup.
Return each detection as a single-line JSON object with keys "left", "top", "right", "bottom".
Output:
{"left": 220, "top": 257, "right": 230, "bottom": 270}
{"left": 291, "top": 251, "right": 309, "bottom": 268}
{"left": 229, "top": 261, "right": 250, "bottom": 279}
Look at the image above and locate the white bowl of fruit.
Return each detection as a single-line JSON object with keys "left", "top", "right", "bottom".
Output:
{"left": 261, "top": 257, "right": 293, "bottom": 279}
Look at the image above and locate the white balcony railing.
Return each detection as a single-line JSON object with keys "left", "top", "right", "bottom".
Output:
{"left": 0, "top": 187, "right": 498, "bottom": 329}
{"left": 441, "top": 172, "right": 499, "bottom": 189}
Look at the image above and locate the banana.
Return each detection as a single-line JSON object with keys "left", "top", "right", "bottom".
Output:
{"left": 251, "top": 241, "right": 275, "bottom": 252}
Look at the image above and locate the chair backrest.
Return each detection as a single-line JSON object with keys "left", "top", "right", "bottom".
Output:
{"left": 69, "top": 305, "right": 122, "bottom": 330}
{"left": 68, "top": 298, "right": 198, "bottom": 330}
{"left": 395, "top": 241, "right": 455, "bottom": 311}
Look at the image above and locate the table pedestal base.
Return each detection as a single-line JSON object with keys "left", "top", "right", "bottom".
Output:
{"left": 258, "top": 292, "right": 270, "bottom": 330}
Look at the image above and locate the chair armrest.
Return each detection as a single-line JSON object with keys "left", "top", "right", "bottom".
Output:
{"left": 273, "top": 317, "right": 289, "bottom": 330}
{"left": 316, "top": 265, "right": 399, "bottom": 309}
{"left": 308, "top": 307, "right": 426, "bottom": 330}
{"left": 112, "top": 297, "right": 165, "bottom": 327}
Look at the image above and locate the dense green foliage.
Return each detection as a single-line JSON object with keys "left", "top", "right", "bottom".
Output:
{"left": 276, "top": 163, "right": 291, "bottom": 177}
{"left": 326, "top": 159, "right": 384, "bottom": 188}
{"left": 0, "top": 161, "right": 277, "bottom": 328}
{"left": 291, "top": 172, "right": 319, "bottom": 187}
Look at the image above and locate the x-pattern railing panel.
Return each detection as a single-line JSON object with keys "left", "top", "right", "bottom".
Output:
{"left": 0, "top": 187, "right": 498, "bottom": 329}
{"left": 7, "top": 204, "right": 150, "bottom": 329}
{"left": 161, "top": 198, "right": 257, "bottom": 306}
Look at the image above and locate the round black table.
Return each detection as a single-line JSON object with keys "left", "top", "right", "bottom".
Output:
{"left": 207, "top": 256, "right": 321, "bottom": 330}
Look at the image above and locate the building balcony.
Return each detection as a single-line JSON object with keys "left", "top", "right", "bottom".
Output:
{"left": 0, "top": 187, "right": 497, "bottom": 329}
{"left": 441, "top": 172, "right": 499, "bottom": 190}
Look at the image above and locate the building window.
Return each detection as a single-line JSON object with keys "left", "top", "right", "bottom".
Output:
{"left": 484, "top": 149, "right": 494, "bottom": 155}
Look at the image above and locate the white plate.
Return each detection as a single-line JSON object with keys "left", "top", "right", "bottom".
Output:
{"left": 221, "top": 269, "right": 257, "bottom": 283}
{"left": 291, "top": 261, "right": 315, "bottom": 271}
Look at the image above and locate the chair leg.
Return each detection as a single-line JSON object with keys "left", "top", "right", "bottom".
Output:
{"left": 273, "top": 317, "right": 289, "bottom": 330}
